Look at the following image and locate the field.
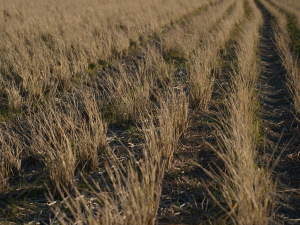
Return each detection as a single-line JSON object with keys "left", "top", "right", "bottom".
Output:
{"left": 0, "top": 0, "right": 300, "bottom": 224}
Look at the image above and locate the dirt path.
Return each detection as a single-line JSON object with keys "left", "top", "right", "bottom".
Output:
{"left": 256, "top": 1, "right": 300, "bottom": 224}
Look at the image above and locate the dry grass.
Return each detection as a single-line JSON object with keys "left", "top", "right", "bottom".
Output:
{"left": 0, "top": 0, "right": 288, "bottom": 223}
{"left": 284, "top": 0, "right": 300, "bottom": 10}
{"left": 161, "top": 0, "right": 236, "bottom": 61}
{"left": 46, "top": 89, "right": 188, "bottom": 224}
{"left": 188, "top": 0, "right": 244, "bottom": 110}
{"left": 19, "top": 91, "right": 107, "bottom": 194}
{"left": 102, "top": 46, "right": 173, "bottom": 123}
{"left": 199, "top": 1, "right": 273, "bottom": 224}
{"left": 269, "top": 0, "right": 300, "bottom": 28}
{"left": 0, "top": 0, "right": 211, "bottom": 107}
{"left": 0, "top": 125, "right": 23, "bottom": 191}
{"left": 154, "top": 88, "right": 189, "bottom": 170}
{"left": 189, "top": 47, "right": 216, "bottom": 110}
{"left": 0, "top": 0, "right": 206, "bottom": 195}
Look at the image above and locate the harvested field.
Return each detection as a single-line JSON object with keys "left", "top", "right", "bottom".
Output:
{"left": 0, "top": 0, "right": 300, "bottom": 224}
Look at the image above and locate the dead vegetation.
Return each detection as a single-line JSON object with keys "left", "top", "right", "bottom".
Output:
{"left": 0, "top": 0, "right": 299, "bottom": 224}
{"left": 203, "top": 2, "right": 274, "bottom": 224}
